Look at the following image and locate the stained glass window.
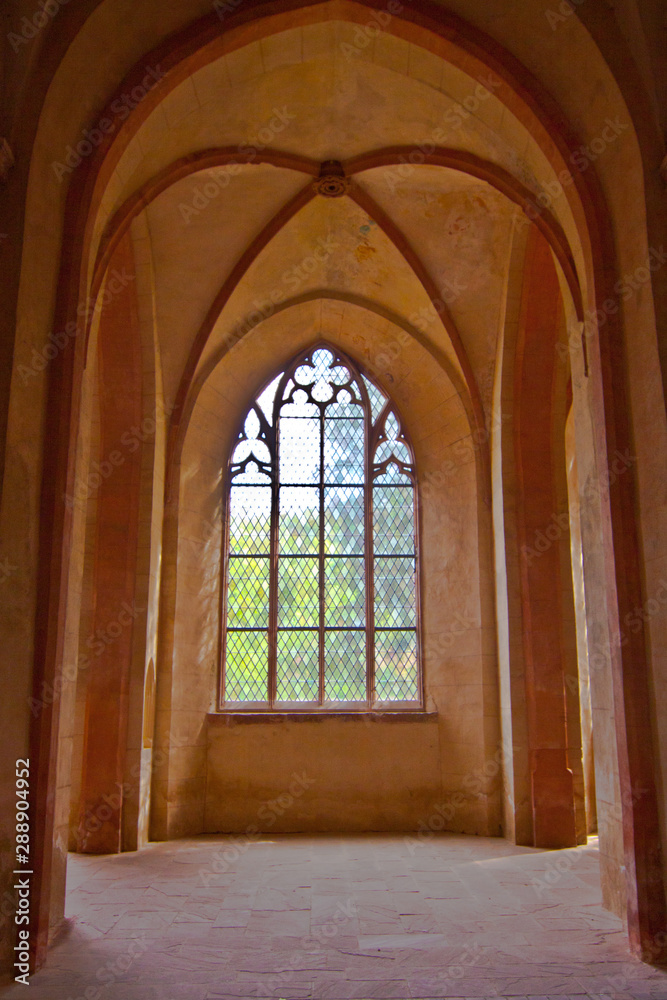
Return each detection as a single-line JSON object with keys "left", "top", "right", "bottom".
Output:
{"left": 221, "top": 345, "right": 421, "bottom": 709}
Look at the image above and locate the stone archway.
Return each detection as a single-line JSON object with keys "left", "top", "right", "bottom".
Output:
{"left": 3, "top": 0, "right": 666, "bottom": 973}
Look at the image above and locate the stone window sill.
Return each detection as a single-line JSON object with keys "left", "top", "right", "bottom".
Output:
{"left": 208, "top": 711, "right": 438, "bottom": 725}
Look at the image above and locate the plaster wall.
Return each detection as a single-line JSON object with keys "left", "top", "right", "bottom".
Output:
{"left": 157, "top": 299, "right": 501, "bottom": 839}
{"left": 2, "top": 0, "right": 666, "bottom": 974}
{"left": 205, "top": 714, "right": 441, "bottom": 833}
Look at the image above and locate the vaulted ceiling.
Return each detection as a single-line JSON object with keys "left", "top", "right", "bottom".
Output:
{"left": 92, "top": 21, "right": 580, "bottom": 436}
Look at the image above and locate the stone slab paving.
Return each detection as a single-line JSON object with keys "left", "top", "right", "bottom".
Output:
{"left": 2, "top": 833, "right": 667, "bottom": 999}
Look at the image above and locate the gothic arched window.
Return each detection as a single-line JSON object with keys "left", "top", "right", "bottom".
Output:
{"left": 221, "top": 345, "right": 421, "bottom": 710}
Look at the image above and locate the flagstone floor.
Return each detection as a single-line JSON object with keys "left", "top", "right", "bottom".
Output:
{"left": 3, "top": 832, "right": 667, "bottom": 999}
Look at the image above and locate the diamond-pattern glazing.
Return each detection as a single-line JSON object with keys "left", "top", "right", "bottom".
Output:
{"left": 374, "top": 410, "right": 412, "bottom": 468}
{"left": 225, "top": 631, "right": 268, "bottom": 701}
{"left": 373, "top": 486, "right": 415, "bottom": 555}
{"left": 374, "top": 631, "right": 419, "bottom": 701}
{"left": 324, "top": 487, "right": 364, "bottom": 554}
{"left": 362, "top": 375, "right": 387, "bottom": 422}
{"left": 324, "top": 417, "right": 364, "bottom": 484}
{"left": 327, "top": 388, "right": 362, "bottom": 419}
{"left": 281, "top": 389, "right": 318, "bottom": 418}
{"left": 279, "top": 487, "right": 319, "bottom": 554}
{"left": 324, "top": 558, "right": 365, "bottom": 627}
{"left": 232, "top": 465, "right": 271, "bottom": 485}
{"left": 227, "top": 557, "right": 270, "bottom": 627}
{"left": 375, "top": 438, "right": 411, "bottom": 466}
{"left": 278, "top": 557, "right": 319, "bottom": 627}
{"left": 374, "top": 463, "right": 409, "bottom": 484}
{"left": 279, "top": 417, "right": 320, "bottom": 483}
{"left": 374, "top": 557, "right": 416, "bottom": 627}
{"left": 223, "top": 345, "right": 420, "bottom": 707}
{"left": 229, "top": 486, "right": 271, "bottom": 555}
{"left": 324, "top": 631, "right": 366, "bottom": 701}
{"left": 231, "top": 437, "right": 271, "bottom": 469}
{"left": 276, "top": 630, "right": 320, "bottom": 701}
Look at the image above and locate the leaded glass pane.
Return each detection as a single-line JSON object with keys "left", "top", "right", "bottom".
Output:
{"left": 278, "top": 557, "right": 319, "bottom": 627}
{"left": 324, "top": 416, "right": 364, "bottom": 484}
{"left": 375, "top": 631, "right": 419, "bottom": 701}
{"left": 327, "top": 387, "right": 362, "bottom": 419}
{"left": 324, "top": 487, "right": 364, "bottom": 554}
{"left": 276, "top": 631, "right": 319, "bottom": 701}
{"left": 279, "top": 417, "right": 320, "bottom": 483}
{"left": 279, "top": 487, "right": 319, "bottom": 554}
{"left": 225, "top": 631, "right": 268, "bottom": 701}
{"left": 375, "top": 410, "right": 412, "bottom": 467}
{"left": 374, "top": 557, "right": 417, "bottom": 628}
{"left": 281, "top": 389, "right": 318, "bottom": 418}
{"left": 324, "top": 631, "right": 366, "bottom": 701}
{"left": 257, "top": 374, "right": 281, "bottom": 421}
{"left": 373, "top": 486, "right": 415, "bottom": 555}
{"left": 374, "top": 462, "right": 408, "bottom": 484}
{"left": 223, "top": 344, "right": 420, "bottom": 709}
{"left": 375, "top": 438, "right": 412, "bottom": 466}
{"left": 362, "top": 375, "right": 387, "bottom": 423}
{"left": 231, "top": 437, "right": 271, "bottom": 467}
{"left": 232, "top": 464, "right": 271, "bottom": 485}
{"left": 229, "top": 486, "right": 271, "bottom": 555}
{"left": 324, "top": 558, "right": 365, "bottom": 627}
{"left": 295, "top": 349, "right": 350, "bottom": 403}
{"left": 227, "top": 557, "right": 270, "bottom": 627}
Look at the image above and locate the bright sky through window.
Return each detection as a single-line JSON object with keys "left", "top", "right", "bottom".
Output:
{"left": 221, "top": 345, "right": 420, "bottom": 710}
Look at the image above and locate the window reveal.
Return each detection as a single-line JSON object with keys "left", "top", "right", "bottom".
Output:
{"left": 221, "top": 345, "right": 420, "bottom": 710}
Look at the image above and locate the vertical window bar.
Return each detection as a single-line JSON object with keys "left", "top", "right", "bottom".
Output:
{"left": 318, "top": 401, "right": 325, "bottom": 705}
{"left": 221, "top": 344, "right": 421, "bottom": 711}
{"left": 268, "top": 398, "right": 281, "bottom": 708}
{"left": 365, "top": 384, "right": 375, "bottom": 709}
{"left": 219, "top": 487, "right": 231, "bottom": 707}
{"left": 412, "top": 475, "right": 424, "bottom": 711}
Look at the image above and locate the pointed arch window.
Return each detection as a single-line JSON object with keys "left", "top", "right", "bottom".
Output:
{"left": 220, "top": 345, "right": 421, "bottom": 710}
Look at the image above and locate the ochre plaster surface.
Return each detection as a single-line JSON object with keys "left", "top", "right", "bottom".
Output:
{"left": 2, "top": 0, "right": 667, "bottom": 977}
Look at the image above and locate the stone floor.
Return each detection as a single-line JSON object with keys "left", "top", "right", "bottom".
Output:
{"left": 3, "top": 833, "right": 667, "bottom": 999}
